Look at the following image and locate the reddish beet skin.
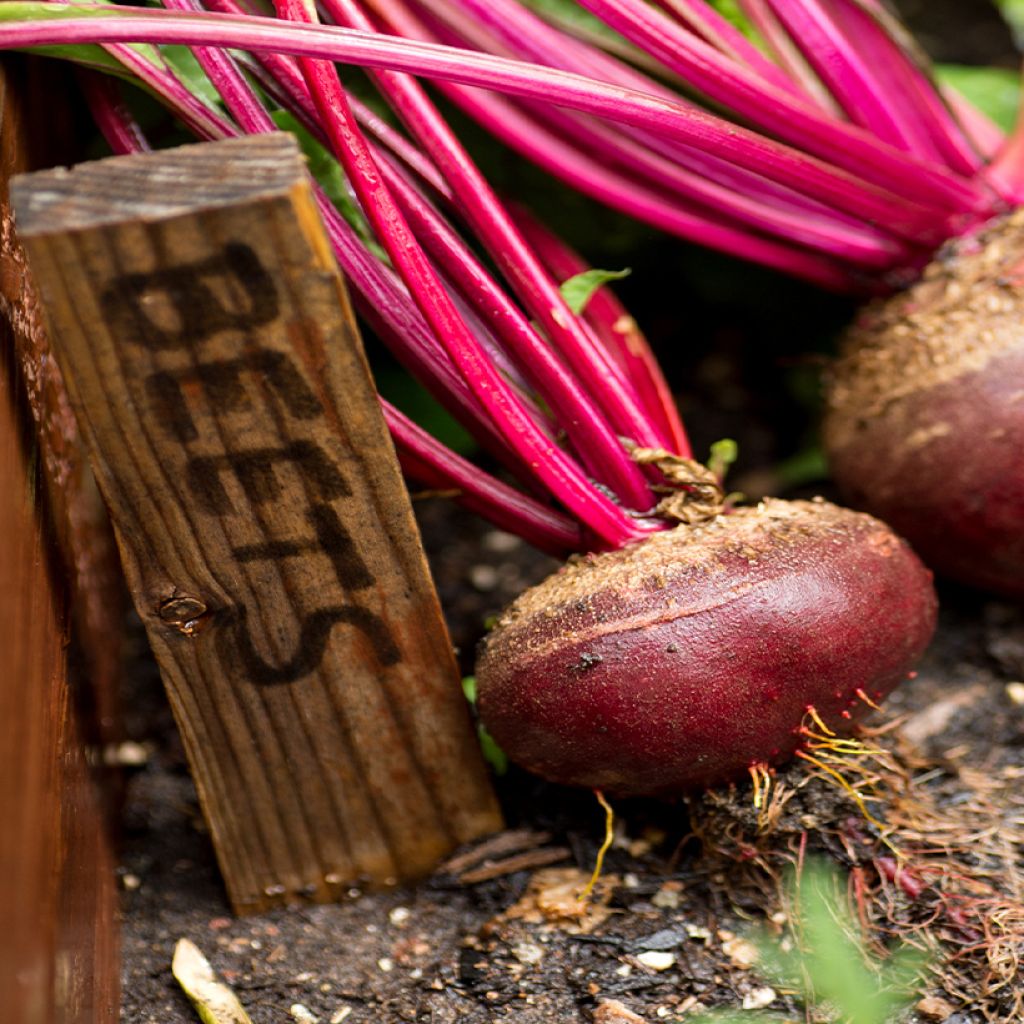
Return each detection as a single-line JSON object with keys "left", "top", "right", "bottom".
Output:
{"left": 825, "top": 212, "right": 1024, "bottom": 598}
{"left": 476, "top": 499, "right": 936, "bottom": 796}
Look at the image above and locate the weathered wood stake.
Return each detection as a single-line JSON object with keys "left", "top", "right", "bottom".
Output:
{"left": 13, "top": 133, "right": 502, "bottom": 913}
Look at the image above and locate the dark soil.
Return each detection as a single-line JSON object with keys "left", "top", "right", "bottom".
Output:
{"left": 117, "top": 3, "right": 1023, "bottom": 1022}
{"left": 119, "top": 497, "right": 1024, "bottom": 1024}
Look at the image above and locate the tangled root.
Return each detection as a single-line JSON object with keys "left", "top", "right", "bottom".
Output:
{"left": 686, "top": 707, "right": 1024, "bottom": 1021}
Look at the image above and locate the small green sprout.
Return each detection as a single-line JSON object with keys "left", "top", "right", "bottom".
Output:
{"left": 707, "top": 438, "right": 739, "bottom": 484}
{"left": 704, "top": 860, "right": 929, "bottom": 1024}
{"left": 462, "top": 676, "right": 509, "bottom": 775}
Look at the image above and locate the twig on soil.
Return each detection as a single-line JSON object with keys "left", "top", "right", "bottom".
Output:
{"left": 439, "top": 828, "right": 571, "bottom": 884}
{"left": 457, "top": 847, "right": 573, "bottom": 885}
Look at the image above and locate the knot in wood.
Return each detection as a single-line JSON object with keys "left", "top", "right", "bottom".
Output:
{"left": 158, "top": 596, "right": 210, "bottom": 636}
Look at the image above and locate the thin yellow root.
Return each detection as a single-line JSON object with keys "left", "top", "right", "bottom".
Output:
{"left": 796, "top": 749, "right": 902, "bottom": 858}
{"left": 749, "top": 762, "right": 772, "bottom": 811}
{"left": 855, "top": 687, "right": 882, "bottom": 710}
{"left": 805, "top": 704, "right": 837, "bottom": 737}
{"left": 579, "top": 789, "right": 615, "bottom": 902}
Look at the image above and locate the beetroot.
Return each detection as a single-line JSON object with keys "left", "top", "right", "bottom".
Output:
{"left": 825, "top": 213, "right": 1024, "bottom": 599}
{"left": 476, "top": 499, "right": 936, "bottom": 796}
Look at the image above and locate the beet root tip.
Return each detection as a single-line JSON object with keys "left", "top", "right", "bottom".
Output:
{"left": 475, "top": 499, "right": 936, "bottom": 797}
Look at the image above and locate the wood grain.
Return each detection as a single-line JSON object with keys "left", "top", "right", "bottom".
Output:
{"left": 0, "top": 57, "right": 119, "bottom": 1024}
{"left": 13, "top": 133, "right": 502, "bottom": 913}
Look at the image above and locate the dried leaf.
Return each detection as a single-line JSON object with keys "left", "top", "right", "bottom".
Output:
{"left": 498, "top": 867, "right": 617, "bottom": 934}
{"left": 630, "top": 447, "right": 724, "bottom": 524}
{"left": 172, "top": 938, "right": 253, "bottom": 1024}
{"left": 593, "top": 998, "right": 649, "bottom": 1023}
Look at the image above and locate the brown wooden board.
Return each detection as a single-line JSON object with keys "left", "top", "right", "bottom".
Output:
{"left": 0, "top": 57, "right": 120, "bottom": 1024}
{"left": 12, "top": 133, "right": 503, "bottom": 914}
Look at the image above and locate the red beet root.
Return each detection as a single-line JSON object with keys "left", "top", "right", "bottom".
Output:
{"left": 476, "top": 499, "right": 936, "bottom": 797}
{"left": 825, "top": 213, "right": 1024, "bottom": 599}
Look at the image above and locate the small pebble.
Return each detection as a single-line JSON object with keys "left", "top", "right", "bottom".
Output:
{"left": 121, "top": 874, "right": 141, "bottom": 891}
{"left": 1006, "top": 682, "right": 1024, "bottom": 706}
{"left": 289, "top": 1006, "right": 318, "bottom": 1024}
{"left": 917, "top": 995, "right": 957, "bottom": 1020}
{"left": 329, "top": 1009, "right": 352, "bottom": 1024}
{"left": 651, "top": 885, "right": 681, "bottom": 910}
{"left": 389, "top": 906, "right": 411, "bottom": 927}
{"left": 483, "top": 530, "right": 520, "bottom": 553}
{"left": 511, "top": 942, "right": 544, "bottom": 966}
{"left": 636, "top": 951, "right": 675, "bottom": 972}
{"left": 103, "top": 741, "right": 150, "bottom": 767}
{"left": 722, "top": 935, "right": 759, "bottom": 969}
{"left": 742, "top": 986, "right": 776, "bottom": 1010}
{"left": 469, "top": 565, "right": 499, "bottom": 591}
{"left": 377, "top": 958, "right": 395, "bottom": 973}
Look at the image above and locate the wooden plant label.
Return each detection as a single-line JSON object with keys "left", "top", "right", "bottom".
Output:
{"left": 12, "top": 133, "right": 502, "bottom": 913}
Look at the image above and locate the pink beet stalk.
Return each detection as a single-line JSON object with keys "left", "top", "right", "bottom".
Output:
{"left": 64, "top": 0, "right": 660, "bottom": 546}
{"left": 270, "top": 0, "right": 652, "bottom": 541}
{"left": 318, "top": 0, "right": 671, "bottom": 465}
{"left": 508, "top": 206, "right": 690, "bottom": 457}
{"left": 0, "top": 7, "right": 987, "bottom": 240}
{"left": 371, "top": 0, "right": 1017, "bottom": 286}
{"left": 370, "top": 0, "right": 1024, "bottom": 598}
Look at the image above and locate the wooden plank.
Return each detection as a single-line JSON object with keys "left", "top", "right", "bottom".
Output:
{"left": 0, "top": 56, "right": 119, "bottom": 1024}
{"left": 12, "top": 133, "right": 503, "bottom": 913}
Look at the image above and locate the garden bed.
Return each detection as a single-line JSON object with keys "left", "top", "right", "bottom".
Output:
{"left": 119, "top": 501, "right": 1024, "bottom": 1022}
{"left": 92, "top": 0, "right": 1022, "bottom": 1019}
